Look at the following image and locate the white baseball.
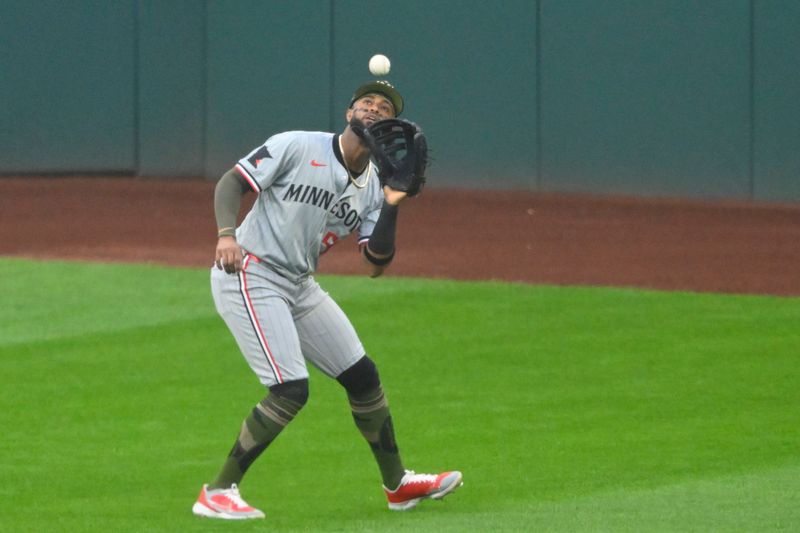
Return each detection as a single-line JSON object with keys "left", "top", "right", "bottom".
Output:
{"left": 369, "top": 54, "right": 391, "bottom": 76}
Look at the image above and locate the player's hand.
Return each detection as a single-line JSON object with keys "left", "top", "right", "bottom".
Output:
{"left": 215, "top": 236, "right": 243, "bottom": 273}
{"left": 383, "top": 185, "right": 408, "bottom": 205}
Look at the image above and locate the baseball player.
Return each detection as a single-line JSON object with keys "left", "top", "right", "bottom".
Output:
{"left": 192, "top": 81, "right": 462, "bottom": 520}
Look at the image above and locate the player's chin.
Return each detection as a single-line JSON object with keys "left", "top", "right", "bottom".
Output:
{"left": 349, "top": 116, "right": 366, "bottom": 131}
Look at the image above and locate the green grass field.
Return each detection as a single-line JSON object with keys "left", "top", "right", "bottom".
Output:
{"left": 1, "top": 258, "right": 798, "bottom": 532}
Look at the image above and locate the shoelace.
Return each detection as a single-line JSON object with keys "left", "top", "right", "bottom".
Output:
{"left": 401, "top": 471, "right": 438, "bottom": 486}
{"left": 219, "top": 483, "right": 249, "bottom": 507}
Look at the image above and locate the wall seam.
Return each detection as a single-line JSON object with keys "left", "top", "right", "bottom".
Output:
{"left": 132, "top": 0, "right": 141, "bottom": 175}
{"left": 328, "top": 1, "right": 335, "bottom": 133}
{"left": 201, "top": 0, "right": 209, "bottom": 178}
{"left": 534, "top": 0, "right": 542, "bottom": 192}
{"left": 748, "top": 0, "right": 756, "bottom": 200}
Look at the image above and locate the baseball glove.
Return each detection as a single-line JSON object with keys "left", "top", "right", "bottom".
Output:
{"left": 354, "top": 118, "right": 428, "bottom": 197}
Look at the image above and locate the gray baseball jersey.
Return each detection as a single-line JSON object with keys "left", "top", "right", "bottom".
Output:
{"left": 234, "top": 131, "right": 383, "bottom": 282}
{"left": 211, "top": 131, "right": 384, "bottom": 386}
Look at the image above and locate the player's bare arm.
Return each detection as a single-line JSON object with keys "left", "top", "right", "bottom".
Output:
{"left": 214, "top": 167, "right": 250, "bottom": 273}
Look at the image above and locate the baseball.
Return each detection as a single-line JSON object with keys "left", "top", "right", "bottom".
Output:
{"left": 369, "top": 54, "right": 391, "bottom": 76}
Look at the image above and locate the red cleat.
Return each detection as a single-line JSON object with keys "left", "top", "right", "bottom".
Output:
{"left": 384, "top": 470, "right": 463, "bottom": 511}
{"left": 192, "top": 483, "right": 265, "bottom": 520}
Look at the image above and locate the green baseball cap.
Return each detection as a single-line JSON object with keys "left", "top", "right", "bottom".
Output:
{"left": 350, "top": 80, "right": 404, "bottom": 116}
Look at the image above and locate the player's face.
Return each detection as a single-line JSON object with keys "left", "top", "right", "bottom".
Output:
{"left": 348, "top": 93, "right": 395, "bottom": 125}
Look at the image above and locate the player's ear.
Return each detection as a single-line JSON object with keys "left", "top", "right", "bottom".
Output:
{"left": 345, "top": 107, "right": 354, "bottom": 122}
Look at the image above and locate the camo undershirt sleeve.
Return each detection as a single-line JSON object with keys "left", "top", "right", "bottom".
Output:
{"left": 214, "top": 167, "right": 250, "bottom": 235}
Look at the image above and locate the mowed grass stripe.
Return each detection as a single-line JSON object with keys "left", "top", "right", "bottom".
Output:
{"left": 0, "top": 258, "right": 216, "bottom": 346}
{"left": 1, "top": 259, "right": 798, "bottom": 531}
{"left": 519, "top": 461, "right": 800, "bottom": 531}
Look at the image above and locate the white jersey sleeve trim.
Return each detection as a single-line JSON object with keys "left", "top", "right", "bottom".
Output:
{"left": 235, "top": 163, "right": 261, "bottom": 193}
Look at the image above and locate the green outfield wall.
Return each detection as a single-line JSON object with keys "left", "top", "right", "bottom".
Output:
{"left": 1, "top": 1, "right": 797, "bottom": 202}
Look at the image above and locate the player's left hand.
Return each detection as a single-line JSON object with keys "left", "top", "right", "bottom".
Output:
{"left": 215, "top": 236, "right": 244, "bottom": 273}
{"left": 383, "top": 185, "right": 408, "bottom": 205}
{"left": 356, "top": 118, "right": 428, "bottom": 198}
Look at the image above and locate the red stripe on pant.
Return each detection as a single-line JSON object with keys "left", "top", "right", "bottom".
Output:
{"left": 239, "top": 254, "right": 283, "bottom": 383}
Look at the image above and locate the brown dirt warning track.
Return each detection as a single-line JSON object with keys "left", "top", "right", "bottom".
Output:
{"left": 1, "top": 176, "right": 798, "bottom": 296}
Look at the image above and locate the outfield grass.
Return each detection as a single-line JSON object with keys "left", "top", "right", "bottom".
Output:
{"left": 1, "top": 258, "right": 798, "bottom": 532}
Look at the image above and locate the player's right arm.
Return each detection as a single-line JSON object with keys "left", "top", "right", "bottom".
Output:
{"left": 214, "top": 167, "right": 251, "bottom": 273}
{"left": 215, "top": 132, "right": 298, "bottom": 273}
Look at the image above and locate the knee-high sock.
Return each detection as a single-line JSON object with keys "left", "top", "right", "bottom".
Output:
{"left": 349, "top": 386, "right": 405, "bottom": 489}
{"left": 210, "top": 392, "right": 302, "bottom": 489}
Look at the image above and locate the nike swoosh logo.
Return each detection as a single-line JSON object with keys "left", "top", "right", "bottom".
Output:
{"left": 209, "top": 494, "right": 254, "bottom": 513}
{"left": 310, "top": 160, "right": 327, "bottom": 167}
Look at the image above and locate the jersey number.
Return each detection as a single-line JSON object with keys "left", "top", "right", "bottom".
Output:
{"left": 321, "top": 231, "right": 339, "bottom": 254}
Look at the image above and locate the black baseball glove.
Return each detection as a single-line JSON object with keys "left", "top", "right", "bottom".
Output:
{"left": 353, "top": 118, "right": 428, "bottom": 197}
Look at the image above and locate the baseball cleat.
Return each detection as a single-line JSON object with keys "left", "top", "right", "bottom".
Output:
{"left": 384, "top": 470, "right": 463, "bottom": 511}
{"left": 192, "top": 483, "right": 265, "bottom": 520}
